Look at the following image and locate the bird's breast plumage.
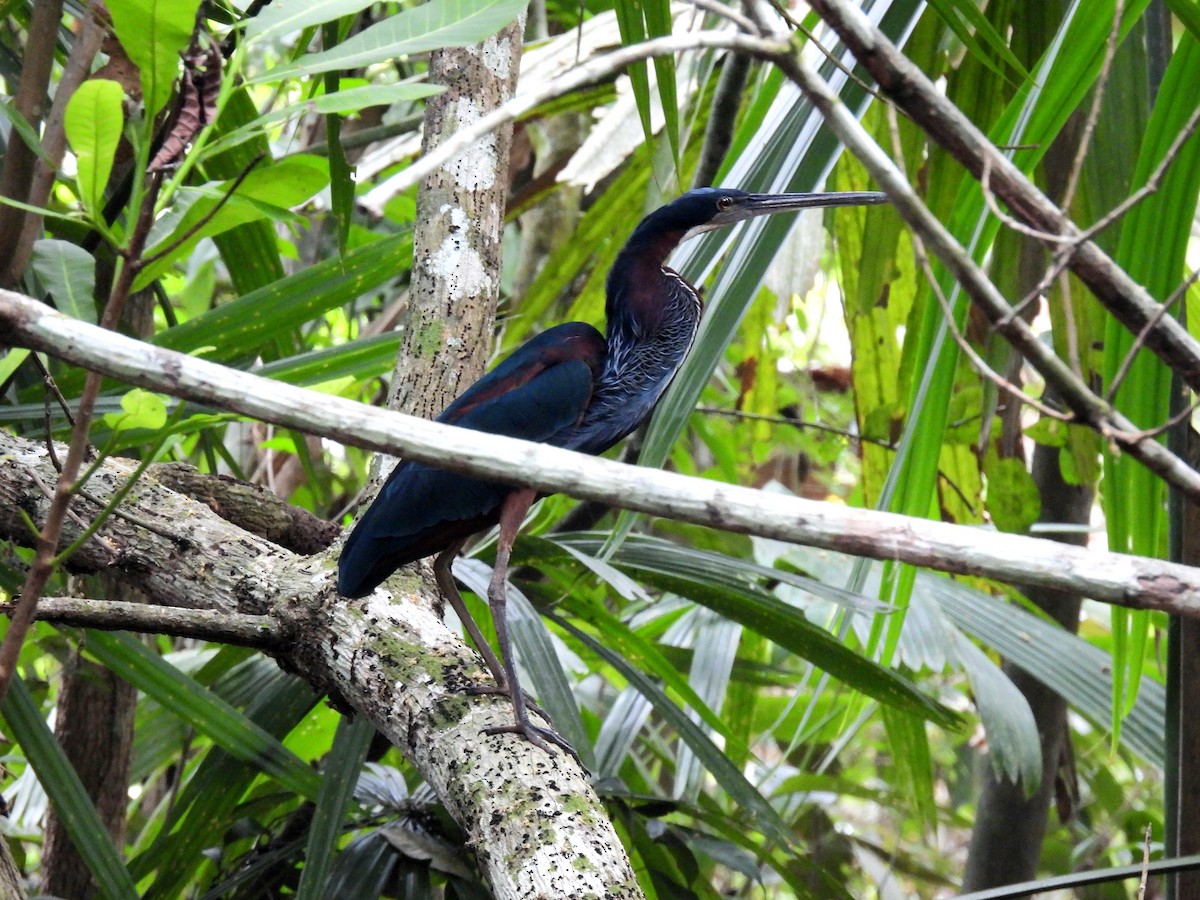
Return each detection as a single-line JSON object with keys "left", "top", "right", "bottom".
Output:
{"left": 564, "top": 265, "right": 702, "bottom": 454}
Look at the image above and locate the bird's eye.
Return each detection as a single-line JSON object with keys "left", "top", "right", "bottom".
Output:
{"left": 717, "top": 196, "right": 734, "bottom": 210}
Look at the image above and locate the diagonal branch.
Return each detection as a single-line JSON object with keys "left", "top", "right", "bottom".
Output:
{"left": 3, "top": 287, "right": 1200, "bottom": 615}
{"left": 0, "top": 425, "right": 640, "bottom": 900}
{"left": 805, "top": 0, "right": 1200, "bottom": 393}
{"left": 759, "top": 47, "right": 1200, "bottom": 504}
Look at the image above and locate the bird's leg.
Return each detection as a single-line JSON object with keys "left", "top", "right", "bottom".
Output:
{"left": 434, "top": 539, "right": 556, "bottom": 726}
{"left": 480, "top": 488, "right": 575, "bottom": 758}
{"left": 433, "top": 543, "right": 507, "bottom": 685}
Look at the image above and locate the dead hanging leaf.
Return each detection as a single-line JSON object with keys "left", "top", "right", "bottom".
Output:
{"left": 148, "top": 35, "right": 222, "bottom": 173}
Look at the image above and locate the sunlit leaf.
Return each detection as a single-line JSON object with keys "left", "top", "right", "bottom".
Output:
{"left": 107, "top": 0, "right": 202, "bottom": 118}
{"left": 64, "top": 80, "right": 125, "bottom": 220}
{"left": 259, "top": 0, "right": 530, "bottom": 81}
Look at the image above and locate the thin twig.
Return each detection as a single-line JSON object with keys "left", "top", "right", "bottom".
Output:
{"left": 1122, "top": 393, "right": 1200, "bottom": 443}
{"left": 32, "top": 353, "right": 76, "bottom": 425}
{"left": 136, "top": 152, "right": 266, "bottom": 270}
{"left": 1106, "top": 268, "right": 1200, "bottom": 402}
{"left": 1137, "top": 823, "right": 1152, "bottom": 900}
{"left": 1059, "top": 0, "right": 1124, "bottom": 213}
{"left": 979, "top": 154, "right": 1073, "bottom": 245}
{"left": 0, "top": 171, "right": 165, "bottom": 703}
{"left": 690, "top": 0, "right": 759, "bottom": 35}
{"left": 696, "top": 405, "right": 891, "bottom": 446}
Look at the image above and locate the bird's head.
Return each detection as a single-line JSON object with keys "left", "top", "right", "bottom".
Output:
{"left": 627, "top": 186, "right": 889, "bottom": 250}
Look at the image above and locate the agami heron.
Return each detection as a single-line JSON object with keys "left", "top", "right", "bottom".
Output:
{"left": 338, "top": 187, "right": 888, "bottom": 754}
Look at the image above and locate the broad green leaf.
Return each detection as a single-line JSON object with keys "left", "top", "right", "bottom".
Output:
{"left": 675, "top": 610, "right": 740, "bottom": 802}
{"left": 953, "top": 632, "right": 1041, "bottom": 790}
{"left": 130, "top": 667, "right": 319, "bottom": 896}
{"left": 29, "top": 239, "right": 97, "bottom": 322}
{"left": 207, "top": 87, "right": 288, "bottom": 294}
{"left": 612, "top": 0, "right": 655, "bottom": 165}
{"left": 153, "top": 233, "right": 407, "bottom": 361}
{"left": 1166, "top": 0, "right": 1200, "bottom": 39}
{"left": 926, "top": 0, "right": 1029, "bottom": 79}
{"left": 881, "top": 705, "right": 936, "bottom": 833}
{"left": 554, "top": 534, "right": 953, "bottom": 726}
{"left": 324, "top": 23, "right": 353, "bottom": 257}
{"left": 260, "top": 0, "right": 529, "bottom": 81}
{"left": 257, "top": 333, "right": 404, "bottom": 386}
{"left": 932, "top": 574, "right": 1164, "bottom": 767}
{"left": 0, "top": 347, "right": 30, "bottom": 385}
{"left": 1, "top": 677, "right": 140, "bottom": 900}
{"left": 102, "top": 388, "right": 168, "bottom": 432}
{"left": 552, "top": 614, "right": 854, "bottom": 898}
{"left": 553, "top": 614, "right": 791, "bottom": 845}
{"left": 209, "top": 83, "right": 442, "bottom": 158}
{"left": 107, "top": 0, "right": 202, "bottom": 118}
{"left": 306, "top": 81, "right": 443, "bottom": 116}
{"left": 63, "top": 79, "right": 125, "bottom": 221}
{"left": 620, "top": 563, "right": 958, "bottom": 727}
{"left": 983, "top": 447, "right": 1041, "bottom": 533}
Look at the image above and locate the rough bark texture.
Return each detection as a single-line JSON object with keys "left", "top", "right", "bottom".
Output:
{"left": 0, "top": 837, "right": 27, "bottom": 900}
{"left": 961, "top": 442, "right": 1091, "bottom": 894}
{"left": 42, "top": 649, "right": 136, "bottom": 900}
{"left": 0, "top": 429, "right": 641, "bottom": 898}
{"left": 151, "top": 462, "right": 340, "bottom": 554}
{"left": 388, "top": 25, "right": 524, "bottom": 421}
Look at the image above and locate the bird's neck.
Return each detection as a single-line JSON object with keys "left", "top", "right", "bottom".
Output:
{"left": 605, "top": 231, "right": 691, "bottom": 337}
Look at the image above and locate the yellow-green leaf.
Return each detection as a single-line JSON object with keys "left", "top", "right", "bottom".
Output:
{"left": 107, "top": 0, "right": 202, "bottom": 118}
{"left": 64, "top": 80, "right": 125, "bottom": 221}
{"left": 103, "top": 388, "right": 169, "bottom": 432}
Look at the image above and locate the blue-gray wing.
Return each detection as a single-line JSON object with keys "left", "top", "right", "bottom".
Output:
{"left": 337, "top": 324, "right": 605, "bottom": 597}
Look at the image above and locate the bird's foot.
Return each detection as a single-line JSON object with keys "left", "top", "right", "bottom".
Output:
{"left": 464, "top": 681, "right": 546, "bottom": 716}
{"left": 485, "top": 718, "right": 580, "bottom": 762}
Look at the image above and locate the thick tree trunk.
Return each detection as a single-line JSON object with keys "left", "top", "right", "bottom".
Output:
{"left": 388, "top": 25, "right": 524, "bottom": 421}
{"left": 42, "top": 647, "right": 136, "bottom": 899}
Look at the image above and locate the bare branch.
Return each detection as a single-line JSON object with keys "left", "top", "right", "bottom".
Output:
{"left": 4, "top": 597, "right": 284, "bottom": 647}
{"left": 806, "top": 0, "right": 1200, "bottom": 394}
{"left": 4, "top": 291, "right": 1200, "bottom": 615}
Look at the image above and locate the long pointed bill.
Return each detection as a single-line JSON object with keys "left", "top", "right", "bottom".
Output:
{"left": 729, "top": 191, "right": 889, "bottom": 222}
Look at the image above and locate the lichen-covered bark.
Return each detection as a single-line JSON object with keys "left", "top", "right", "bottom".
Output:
{"left": 0, "top": 429, "right": 641, "bottom": 897}
{"left": 388, "top": 25, "right": 525, "bottom": 420}
{"left": 294, "top": 594, "right": 642, "bottom": 899}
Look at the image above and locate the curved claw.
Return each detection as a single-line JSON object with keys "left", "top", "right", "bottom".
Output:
{"left": 485, "top": 719, "right": 580, "bottom": 763}
{"left": 464, "top": 681, "right": 546, "bottom": 716}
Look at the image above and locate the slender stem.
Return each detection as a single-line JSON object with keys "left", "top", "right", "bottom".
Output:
{"left": 0, "top": 173, "right": 163, "bottom": 702}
